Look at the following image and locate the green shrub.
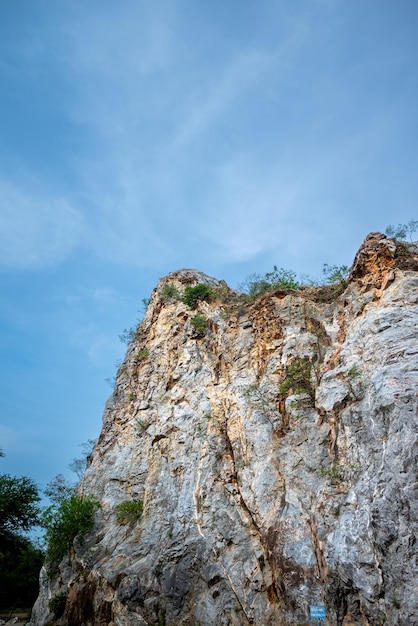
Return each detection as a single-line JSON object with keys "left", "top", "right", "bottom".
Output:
{"left": 182, "top": 284, "right": 212, "bottom": 309}
{"left": 118, "top": 327, "right": 137, "bottom": 345}
{"left": 48, "top": 591, "right": 67, "bottom": 618}
{"left": 134, "top": 348, "right": 149, "bottom": 362}
{"left": 347, "top": 365, "right": 361, "bottom": 379}
{"left": 43, "top": 494, "right": 100, "bottom": 565}
{"left": 385, "top": 220, "right": 418, "bottom": 241}
{"left": 239, "top": 266, "right": 301, "bottom": 301}
{"left": 135, "top": 419, "right": 151, "bottom": 434}
{"left": 190, "top": 314, "right": 208, "bottom": 335}
{"left": 343, "top": 365, "right": 365, "bottom": 401}
{"left": 320, "top": 463, "right": 344, "bottom": 482}
{"left": 322, "top": 263, "right": 349, "bottom": 284}
{"left": 115, "top": 499, "right": 144, "bottom": 524}
{"left": 160, "top": 284, "right": 181, "bottom": 302}
{"left": 280, "top": 357, "right": 313, "bottom": 397}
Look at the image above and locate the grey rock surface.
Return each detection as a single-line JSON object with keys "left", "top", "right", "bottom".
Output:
{"left": 29, "top": 235, "right": 418, "bottom": 625}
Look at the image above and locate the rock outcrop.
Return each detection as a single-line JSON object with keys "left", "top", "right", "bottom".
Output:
{"left": 30, "top": 234, "right": 418, "bottom": 625}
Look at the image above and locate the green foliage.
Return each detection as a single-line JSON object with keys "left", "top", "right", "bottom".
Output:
{"left": 141, "top": 297, "right": 151, "bottom": 312}
{"left": 69, "top": 439, "right": 97, "bottom": 480}
{"left": 115, "top": 499, "right": 144, "bottom": 525}
{"left": 0, "top": 472, "right": 43, "bottom": 609}
{"left": 347, "top": 365, "right": 362, "bottom": 379}
{"left": 190, "top": 313, "right": 208, "bottom": 335}
{"left": 320, "top": 463, "right": 344, "bottom": 481}
{"left": 288, "top": 396, "right": 314, "bottom": 411}
{"left": 43, "top": 494, "right": 100, "bottom": 565}
{"left": 160, "top": 284, "right": 181, "bottom": 302}
{"left": 135, "top": 419, "right": 151, "bottom": 434}
{"left": 182, "top": 283, "right": 212, "bottom": 309}
{"left": 385, "top": 220, "right": 418, "bottom": 241}
{"left": 44, "top": 474, "right": 74, "bottom": 504}
{"left": 0, "top": 531, "right": 44, "bottom": 610}
{"left": 118, "top": 326, "right": 137, "bottom": 345}
{"left": 322, "top": 263, "right": 349, "bottom": 284}
{"left": 280, "top": 357, "right": 313, "bottom": 397}
{"left": 240, "top": 266, "right": 301, "bottom": 300}
{"left": 243, "top": 383, "right": 261, "bottom": 401}
{"left": 48, "top": 591, "right": 67, "bottom": 618}
{"left": 134, "top": 348, "right": 149, "bottom": 362}
{"left": 343, "top": 364, "right": 365, "bottom": 401}
{"left": 0, "top": 474, "right": 41, "bottom": 534}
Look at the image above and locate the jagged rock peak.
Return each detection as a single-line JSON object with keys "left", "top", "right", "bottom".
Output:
{"left": 30, "top": 233, "right": 418, "bottom": 626}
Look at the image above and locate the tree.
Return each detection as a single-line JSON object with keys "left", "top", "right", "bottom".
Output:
{"left": 0, "top": 468, "right": 44, "bottom": 610}
{"left": 43, "top": 493, "right": 100, "bottom": 567}
{"left": 385, "top": 220, "right": 418, "bottom": 241}
{"left": 322, "top": 263, "right": 349, "bottom": 284}
{"left": 68, "top": 439, "right": 97, "bottom": 480}
{"left": 0, "top": 474, "right": 41, "bottom": 533}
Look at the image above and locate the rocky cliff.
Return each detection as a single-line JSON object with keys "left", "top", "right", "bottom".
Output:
{"left": 30, "top": 233, "right": 418, "bottom": 626}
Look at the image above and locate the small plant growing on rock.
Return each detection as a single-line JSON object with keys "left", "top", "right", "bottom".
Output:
{"left": 48, "top": 591, "right": 67, "bottom": 618}
{"left": 115, "top": 499, "right": 144, "bottom": 524}
{"left": 343, "top": 364, "right": 365, "bottom": 401}
{"left": 160, "top": 284, "right": 181, "bottom": 302}
{"left": 280, "top": 357, "right": 313, "bottom": 399}
{"left": 135, "top": 418, "right": 151, "bottom": 434}
{"left": 239, "top": 266, "right": 301, "bottom": 301}
{"left": 134, "top": 348, "right": 149, "bottom": 363}
{"left": 288, "top": 395, "right": 314, "bottom": 411}
{"left": 183, "top": 284, "right": 212, "bottom": 309}
{"left": 320, "top": 463, "right": 344, "bottom": 482}
{"left": 191, "top": 313, "right": 208, "bottom": 335}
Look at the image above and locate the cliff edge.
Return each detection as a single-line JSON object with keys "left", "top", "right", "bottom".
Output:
{"left": 30, "top": 233, "right": 418, "bottom": 625}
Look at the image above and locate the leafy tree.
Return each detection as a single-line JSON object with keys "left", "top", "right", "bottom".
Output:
{"left": 69, "top": 439, "right": 97, "bottom": 479}
{"left": 0, "top": 532, "right": 44, "bottom": 610}
{"left": 0, "top": 466, "right": 43, "bottom": 610}
{"left": 43, "top": 492, "right": 100, "bottom": 566}
{"left": 0, "top": 474, "right": 41, "bottom": 534}
{"left": 44, "top": 473, "right": 74, "bottom": 503}
{"left": 322, "top": 263, "right": 349, "bottom": 284}
{"left": 385, "top": 220, "right": 418, "bottom": 241}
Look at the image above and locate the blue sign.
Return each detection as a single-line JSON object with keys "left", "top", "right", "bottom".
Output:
{"left": 310, "top": 605, "right": 327, "bottom": 618}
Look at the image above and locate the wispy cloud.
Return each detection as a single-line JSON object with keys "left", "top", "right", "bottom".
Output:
{"left": 0, "top": 178, "right": 83, "bottom": 269}
{"left": 1, "top": 1, "right": 415, "bottom": 274}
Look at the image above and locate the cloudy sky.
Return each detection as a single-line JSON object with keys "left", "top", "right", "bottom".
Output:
{"left": 1, "top": 0, "right": 417, "bottom": 493}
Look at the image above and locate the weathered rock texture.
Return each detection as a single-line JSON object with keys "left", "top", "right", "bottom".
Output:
{"left": 30, "top": 234, "right": 418, "bottom": 626}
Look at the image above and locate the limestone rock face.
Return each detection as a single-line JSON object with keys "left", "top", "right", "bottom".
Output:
{"left": 30, "top": 236, "right": 418, "bottom": 626}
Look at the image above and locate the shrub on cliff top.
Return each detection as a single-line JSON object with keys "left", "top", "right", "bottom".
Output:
{"left": 239, "top": 266, "right": 301, "bottom": 301}
{"left": 385, "top": 220, "right": 418, "bottom": 242}
{"left": 182, "top": 283, "right": 212, "bottom": 308}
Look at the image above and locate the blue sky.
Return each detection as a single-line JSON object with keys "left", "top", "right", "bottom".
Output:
{"left": 1, "top": 0, "right": 417, "bottom": 494}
